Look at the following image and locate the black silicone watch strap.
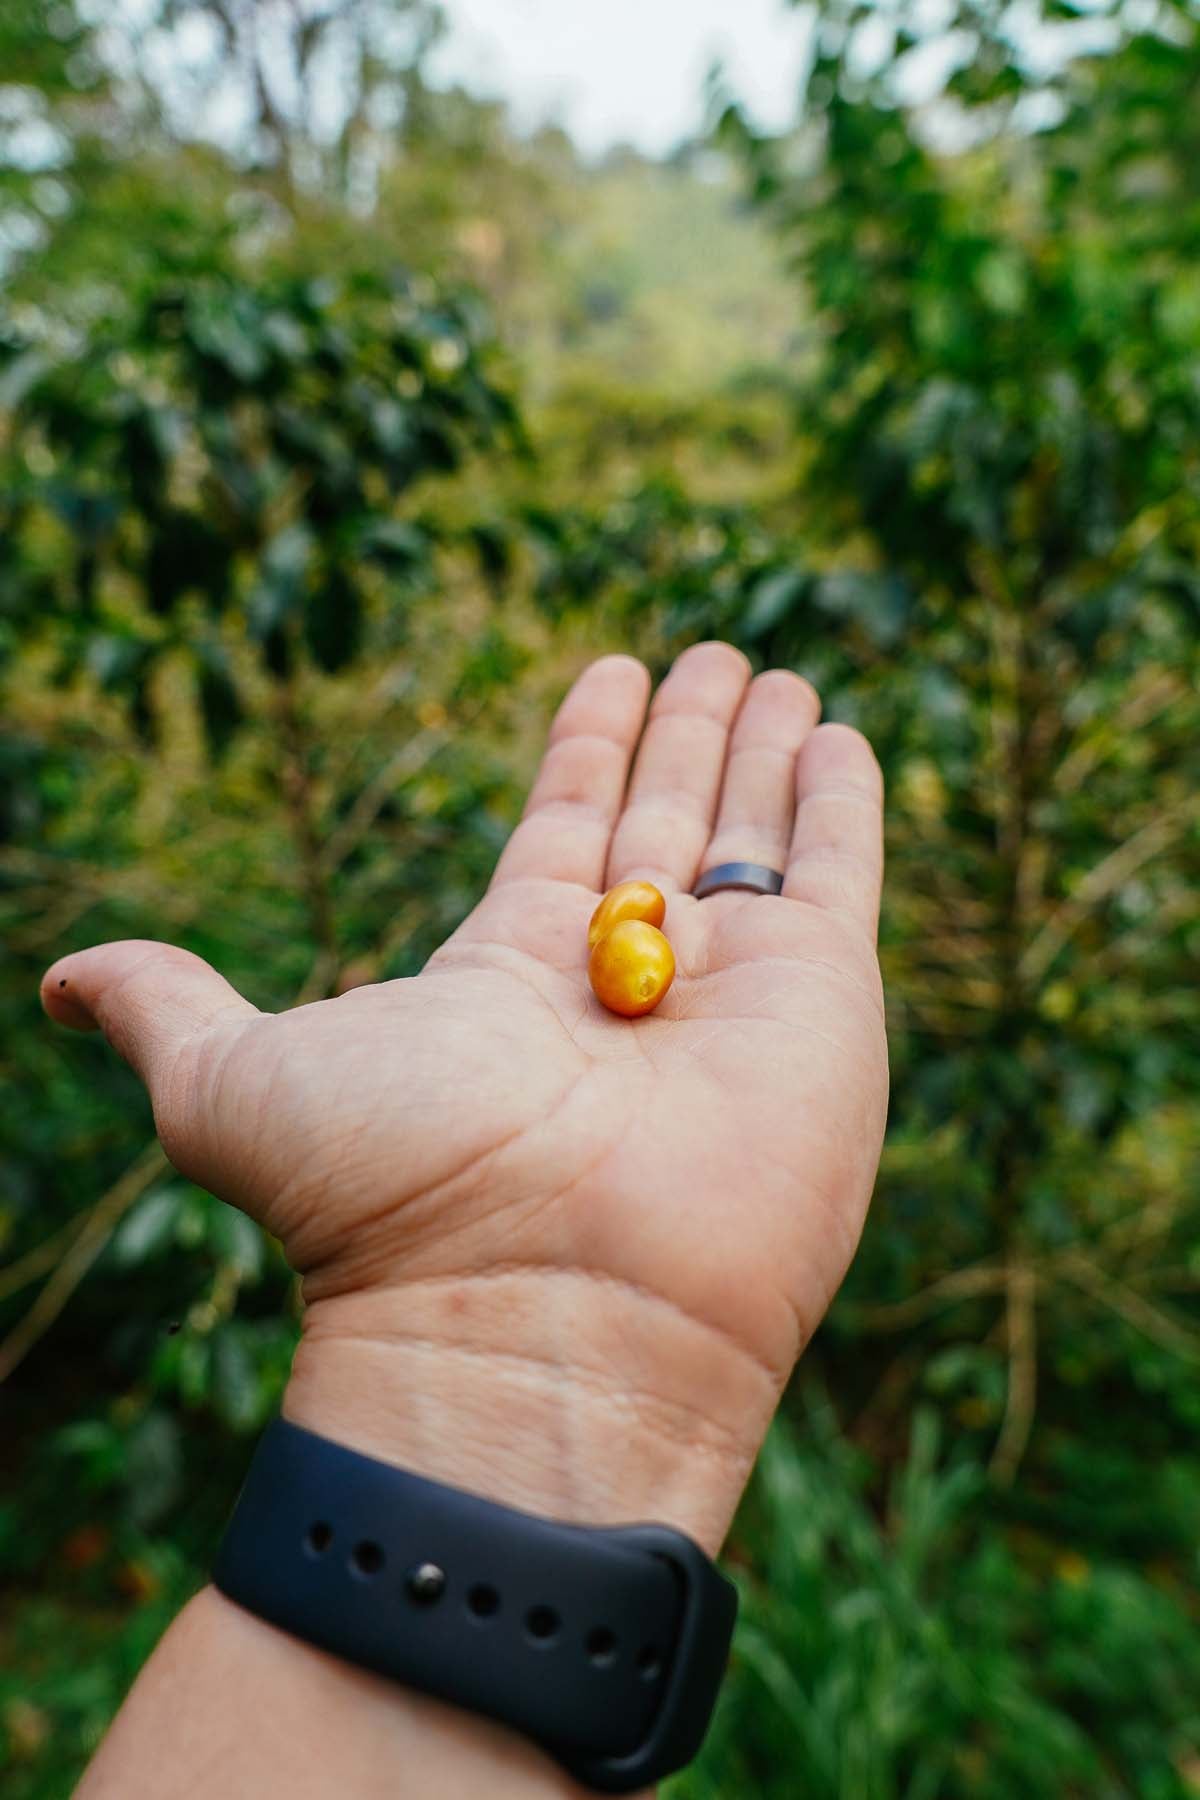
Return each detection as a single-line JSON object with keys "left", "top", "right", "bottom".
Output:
{"left": 212, "top": 1418, "right": 737, "bottom": 1793}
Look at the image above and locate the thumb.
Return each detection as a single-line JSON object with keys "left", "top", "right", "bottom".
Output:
{"left": 43, "top": 939, "right": 259, "bottom": 1181}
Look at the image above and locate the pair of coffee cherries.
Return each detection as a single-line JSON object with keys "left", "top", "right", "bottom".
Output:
{"left": 587, "top": 880, "right": 675, "bottom": 1018}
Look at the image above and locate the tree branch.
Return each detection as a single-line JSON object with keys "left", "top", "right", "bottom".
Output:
{"left": 0, "top": 1143, "right": 167, "bottom": 1386}
{"left": 989, "top": 1260, "right": 1037, "bottom": 1485}
{"left": 1020, "top": 796, "right": 1200, "bottom": 985}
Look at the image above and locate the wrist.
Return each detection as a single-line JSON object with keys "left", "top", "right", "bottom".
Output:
{"left": 284, "top": 1264, "right": 781, "bottom": 1555}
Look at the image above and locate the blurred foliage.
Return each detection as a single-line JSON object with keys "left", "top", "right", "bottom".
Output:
{"left": 2, "top": 2, "right": 1199, "bottom": 1797}
{"left": 676, "top": 1398, "right": 1200, "bottom": 1800}
{"left": 1, "top": 264, "right": 516, "bottom": 720}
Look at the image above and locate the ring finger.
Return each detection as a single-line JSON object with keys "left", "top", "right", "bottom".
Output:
{"left": 696, "top": 670, "right": 821, "bottom": 904}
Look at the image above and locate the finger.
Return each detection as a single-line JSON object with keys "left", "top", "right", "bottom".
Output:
{"left": 489, "top": 655, "right": 651, "bottom": 890}
{"left": 699, "top": 670, "right": 821, "bottom": 885}
{"left": 783, "top": 724, "right": 884, "bottom": 937}
{"left": 42, "top": 940, "right": 258, "bottom": 1170}
{"left": 605, "top": 641, "right": 751, "bottom": 893}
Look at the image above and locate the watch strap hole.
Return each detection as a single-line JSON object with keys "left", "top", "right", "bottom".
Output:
{"left": 350, "top": 1539, "right": 385, "bottom": 1577}
{"left": 525, "top": 1603, "right": 561, "bottom": 1643}
{"left": 467, "top": 1582, "right": 500, "bottom": 1619}
{"left": 585, "top": 1626, "right": 618, "bottom": 1667}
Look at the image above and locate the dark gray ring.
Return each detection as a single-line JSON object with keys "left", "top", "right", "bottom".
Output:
{"left": 692, "top": 860, "right": 785, "bottom": 900}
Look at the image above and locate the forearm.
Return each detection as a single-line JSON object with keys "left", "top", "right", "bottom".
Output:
{"left": 77, "top": 1586, "right": 595, "bottom": 1800}
{"left": 77, "top": 1270, "right": 770, "bottom": 1800}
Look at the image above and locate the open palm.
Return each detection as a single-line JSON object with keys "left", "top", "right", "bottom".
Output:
{"left": 46, "top": 643, "right": 887, "bottom": 1551}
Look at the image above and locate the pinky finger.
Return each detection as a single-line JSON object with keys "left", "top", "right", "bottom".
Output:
{"left": 783, "top": 723, "right": 884, "bottom": 939}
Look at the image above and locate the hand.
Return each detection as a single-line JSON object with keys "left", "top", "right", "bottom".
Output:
{"left": 45, "top": 643, "right": 887, "bottom": 1553}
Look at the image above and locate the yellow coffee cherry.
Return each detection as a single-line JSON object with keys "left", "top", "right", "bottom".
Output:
{"left": 588, "top": 918, "right": 675, "bottom": 1018}
{"left": 587, "top": 879, "right": 667, "bottom": 950}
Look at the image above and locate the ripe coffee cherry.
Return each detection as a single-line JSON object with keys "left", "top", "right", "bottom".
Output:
{"left": 588, "top": 918, "right": 675, "bottom": 1018}
{"left": 587, "top": 879, "right": 667, "bottom": 950}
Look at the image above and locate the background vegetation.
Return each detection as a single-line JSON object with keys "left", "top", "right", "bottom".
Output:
{"left": 2, "top": 2, "right": 1198, "bottom": 1795}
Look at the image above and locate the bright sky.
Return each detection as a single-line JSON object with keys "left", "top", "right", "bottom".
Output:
{"left": 428, "top": 0, "right": 811, "bottom": 156}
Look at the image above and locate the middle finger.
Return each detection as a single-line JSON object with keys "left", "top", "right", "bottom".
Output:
{"left": 604, "top": 642, "right": 751, "bottom": 894}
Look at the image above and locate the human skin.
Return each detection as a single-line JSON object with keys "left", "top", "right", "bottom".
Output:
{"left": 43, "top": 642, "right": 889, "bottom": 1799}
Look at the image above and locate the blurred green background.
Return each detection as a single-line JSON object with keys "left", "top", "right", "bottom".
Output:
{"left": 2, "top": 2, "right": 1199, "bottom": 1795}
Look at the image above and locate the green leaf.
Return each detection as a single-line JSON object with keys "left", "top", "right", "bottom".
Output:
{"left": 123, "top": 1410, "right": 182, "bottom": 1529}
{"left": 211, "top": 1327, "right": 261, "bottom": 1433}
{"left": 470, "top": 521, "right": 512, "bottom": 589}
{"left": 247, "top": 523, "right": 314, "bottom": 641}
{"left": 194, "top": 642, "right": 242, "bottom": 758}
{"left": 357, "top": 518, "right": 429, "bottom": 574}
{"left": 111, "top": 1189, "right": 184, "bottom": 1268}
{"left": 813, "top": 572, "right": 911, "bottom": 648}
{"left": 305, "top": 569, "right": 362, "bottom": 672}
{"left": 207, "top": 1204, "right": 265, "bottom": 1283}
{"left": 186, "top": 290, "right": 267, "bottom": 383}
{"left": 85, "top": 632, "right": 152, "bottom": 691}
{"left": 145, "top": 510, "right": 230, "bottom": 616}
{"left": 0, "top": 346, "right": 47, "bottom": 410}
{"left": 741, "top": 568, "right": 810, "bottom": 639}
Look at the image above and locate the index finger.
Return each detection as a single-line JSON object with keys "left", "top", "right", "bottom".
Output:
{"left": 489, "top": 655, "right": 651, "bottom": 891}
